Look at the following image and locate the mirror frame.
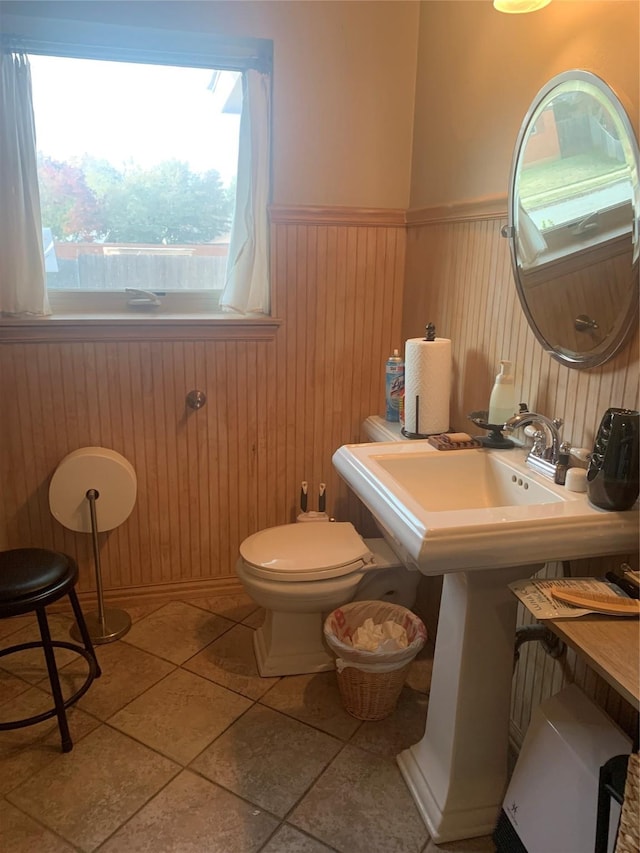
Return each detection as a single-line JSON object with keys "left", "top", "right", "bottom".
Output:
{"left": 505, "top": 69, "right": 640, "bottom": 369}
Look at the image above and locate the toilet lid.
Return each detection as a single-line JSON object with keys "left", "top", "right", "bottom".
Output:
{"left": 240, "top": 522, "right": 374, "bottom": 581}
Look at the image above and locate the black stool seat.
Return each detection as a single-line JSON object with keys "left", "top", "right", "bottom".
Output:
{"left": 0, "top": 548, "right": 101, "bottom": 752}
{"left": 0, "top": 549, "right": 76, "bottom": 611}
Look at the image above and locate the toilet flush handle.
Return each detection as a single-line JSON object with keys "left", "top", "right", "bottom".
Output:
{"left": 319, "top": 483, "right": 326, "bottom": 513}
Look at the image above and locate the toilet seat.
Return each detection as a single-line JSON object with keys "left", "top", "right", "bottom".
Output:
{"left": 239, "top": 522, "right": 374, "bottom": 582}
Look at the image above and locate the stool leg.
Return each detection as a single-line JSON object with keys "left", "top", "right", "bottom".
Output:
{"left": 595, "top": 764, "right": 612, "bottom": 853}
{"left": 68, "top": 588, "right": 102, "bottom": 679}
{"left": 36, "top": 608, "right": 72, "bottom": 753}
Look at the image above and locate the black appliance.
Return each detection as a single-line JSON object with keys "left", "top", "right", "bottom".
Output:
{"left": 587, "top": 408, "right": 639, "bottom": 511}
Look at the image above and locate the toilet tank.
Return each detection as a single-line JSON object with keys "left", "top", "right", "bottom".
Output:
{"left": 356, "top": 417, "right": 419, "bottom": 609}
{"left": 351, "top": 537, "right": 419, "bottom": 609}
{"left": 362, "top": 415, "right": 406, "bottom": 443}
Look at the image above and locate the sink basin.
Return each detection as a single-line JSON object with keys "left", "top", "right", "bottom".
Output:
{"left": 374, "top": 449, "right": 564, "bottom": 510}
{"left": 333, "top": 441, "right": 638, "bottom": 574}
{"left": 333, "top": 438, "right": 639, "bottom": 843}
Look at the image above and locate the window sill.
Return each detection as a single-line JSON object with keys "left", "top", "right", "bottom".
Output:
{"left": 0, "top": 313, "right": 282, "bottom": 343}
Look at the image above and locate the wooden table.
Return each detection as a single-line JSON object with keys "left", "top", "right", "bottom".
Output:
{"left": 544, "top": 614, "right": 640, "bottom": 710}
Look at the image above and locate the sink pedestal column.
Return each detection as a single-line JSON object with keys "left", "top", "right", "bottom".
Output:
{"left": 398, "top": 564, "right": 541, "bottom": 843}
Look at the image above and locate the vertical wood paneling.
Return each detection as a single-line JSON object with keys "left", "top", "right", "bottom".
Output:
{"left": 0, "top": 213, "right": 406, "bottom": 598}
{"left": 3, "top": 207, "right": 634, "bottom": 738}
{"left": 404, "top": 215, "right": 639, "bottom": 743}
{"left": 403, "top": 217, "right": 639, "bottom": 446}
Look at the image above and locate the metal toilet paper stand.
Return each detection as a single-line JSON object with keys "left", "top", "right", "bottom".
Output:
{"left": 49, "top": 447, "right": 137, "bottom": 644}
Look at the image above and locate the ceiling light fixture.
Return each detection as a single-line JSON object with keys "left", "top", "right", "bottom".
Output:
{"left": 493, "top": 0, "right": 552, "bottom": 13}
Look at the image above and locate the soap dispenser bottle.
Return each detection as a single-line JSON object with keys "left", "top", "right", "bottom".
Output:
{"left": 488, "top": 360, "right": 517, "bottom": 426}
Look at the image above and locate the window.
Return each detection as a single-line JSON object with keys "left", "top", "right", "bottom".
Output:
{"left": 33, "top": 55, "right": 241, "bottom": 312}
{"left": 0, "top": 15, "right": 272, "bottom": 318}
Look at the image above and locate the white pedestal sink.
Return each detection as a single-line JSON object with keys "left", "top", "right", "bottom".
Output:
{"left": 332, "top": 441, "right": 638, "bottom": 843}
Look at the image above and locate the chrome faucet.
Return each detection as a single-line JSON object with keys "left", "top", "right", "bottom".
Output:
{"left": 503, "top": 410, "right": 565, "bottom": 481}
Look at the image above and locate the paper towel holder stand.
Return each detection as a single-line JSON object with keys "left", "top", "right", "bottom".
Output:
{"left": 401, "top": 322, "right": 451, "bottom": 439}
{"left": 401, "top": 394, "right": 449, "bottom": 440}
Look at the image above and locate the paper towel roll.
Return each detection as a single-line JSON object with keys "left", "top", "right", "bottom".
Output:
{"left": 403, "top": 337, "right": 451, "bottom": 436}
{"left": 49, "top": 447, "right": 137, "bottom": 533}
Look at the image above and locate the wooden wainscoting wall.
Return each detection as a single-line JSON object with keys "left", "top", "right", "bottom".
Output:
{"left": 0, "top": 206, "right": 405, "bottom": 603}
{"left": 404, "top": 201, "right": 639, "bottom": 744}
{"left": 403, "top": 203, "right": 639, "bottom": 447}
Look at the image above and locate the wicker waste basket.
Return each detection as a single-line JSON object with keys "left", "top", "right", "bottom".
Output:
{"left": 323, "top": 601, "right": 427, "bottom": 721}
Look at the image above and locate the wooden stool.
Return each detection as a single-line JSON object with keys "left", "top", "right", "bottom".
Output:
{"left": 0, "top": 548, "right": 101, "bottom": 752}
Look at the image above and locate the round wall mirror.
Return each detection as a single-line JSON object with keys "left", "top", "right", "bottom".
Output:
{"left": 504, "top": 70, "right": 639, "bottom": 369}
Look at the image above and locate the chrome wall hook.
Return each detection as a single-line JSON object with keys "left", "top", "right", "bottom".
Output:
{"left": 186, "top": 390, "right": 207, "bottom": 410}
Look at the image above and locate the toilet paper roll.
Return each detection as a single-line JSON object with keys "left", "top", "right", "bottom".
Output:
{"left": 49, "top": 447, "right": 137, "bottom": 533}
{"left": 403, "top": 337, "right": 451, "bottom": 436}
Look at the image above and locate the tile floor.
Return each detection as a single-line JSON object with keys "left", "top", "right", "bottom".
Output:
{"left": 0, "top": 594, "right": 497, "bottom": 853}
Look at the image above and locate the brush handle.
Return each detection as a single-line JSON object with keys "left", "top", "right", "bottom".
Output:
{"left": 549, "top": 586, "right": 640, "bottom": 616}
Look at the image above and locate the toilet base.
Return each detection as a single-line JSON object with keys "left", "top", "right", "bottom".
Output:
{"left": 253, "top": 610, "right": 335, "bottom": 677}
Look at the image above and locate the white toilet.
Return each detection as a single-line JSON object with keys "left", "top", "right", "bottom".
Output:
{"left": 236, "top": 521, "right": 420, "bottom": 676}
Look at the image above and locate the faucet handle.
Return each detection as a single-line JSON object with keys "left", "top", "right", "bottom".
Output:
{"left": 552, "top": 418, "right": 564, "bottom": 430}
{"left": 531, "top": 429, "right": 547, "bottom": 457}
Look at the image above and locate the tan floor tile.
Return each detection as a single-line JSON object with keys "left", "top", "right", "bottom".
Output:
{"left": 7, "top": 725, "right": 179, "bottom": 852}
{"left": 424, "top": 835, "right": 496, "bottom": 852}
{"left": 349, "top": 686, "right": 429, "bottom": 757}
{"left": 242, "top": 606, "right": 265, "bottom": 628}
{"left": 184, "top": 592, "right": 259, "bottom": 623}
{"left": 261, "top": 824, "right": 337, "bottom": 853}
{"left": 2, "top": 800, "right": 76, "bottom": 851}
{"left": 127, "top": 602, "right": 165, "bottom": 623}
{"left": 290, "top": 744, "right": 428, "bottom": 853}
{"left": 0, "top": 667, "right": 31, "bottom": 707}
{"left": 260, "top": 671, "right": 361, "bottom": 740}
{"left": 191, "top": 704, "right": 342, "bottom": 817}
{"left": 0, "top": 614, "right": 35, "bottom": 640}
{"left": 52, "top": 639, "right": 175, "bottom": 720}
{"left": 109, "top": 668, "right": 251, "bottom": 764}
{"left": 99, "top": 769, "right": 278, "bottom": 853}
{"left": 0, "top": 686, "right": 101, "bottom": 796}
{"left": 0, "top": 596, "right": 438, "bottom": 853}
{"left": 0, "top": 614, "right": 78, "bottom": 684}
{"left": 123, "top": 600, "right": 234, "bottom": 664}
{"left": 184, "top": 623, "right": 279, "bottom": 700}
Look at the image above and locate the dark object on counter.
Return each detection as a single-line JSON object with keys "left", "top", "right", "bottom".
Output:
{"left": 605, "top": 565, "right": 640, "bottom": 599}
{"left": 468, "top": 410, "right": 515, "bottom": 448}
{"left": 554, "top": 442, "right": 571, "bottom": 485}
{"left": 587, "top": 408, "right": 639, "bottom": 511}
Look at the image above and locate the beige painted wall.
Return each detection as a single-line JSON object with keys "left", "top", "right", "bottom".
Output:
{"left": 1, "top": 0, "right": 420, "bottom": 208}
{"left": 410, "top": 0, "right": 640, "bottom": 208}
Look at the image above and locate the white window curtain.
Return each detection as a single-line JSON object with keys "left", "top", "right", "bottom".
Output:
{"left": 0, "top": 51, "right": 50, "bottom": 316}
{"left": 220, "top": 68, "right": 271, "bottom": 315}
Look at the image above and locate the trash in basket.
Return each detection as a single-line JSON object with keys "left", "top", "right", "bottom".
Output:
{"left": 323, "top": 601, "right": 427, "bottom": 721}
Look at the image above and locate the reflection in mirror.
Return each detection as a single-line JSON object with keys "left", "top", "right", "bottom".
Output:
{"left": 506, "top": 70, "right": 639, "bottom": 368}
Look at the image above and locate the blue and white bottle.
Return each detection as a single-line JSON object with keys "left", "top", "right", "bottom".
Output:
{"left": 385, "top": 349, "right": 404, "bottom": 422}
